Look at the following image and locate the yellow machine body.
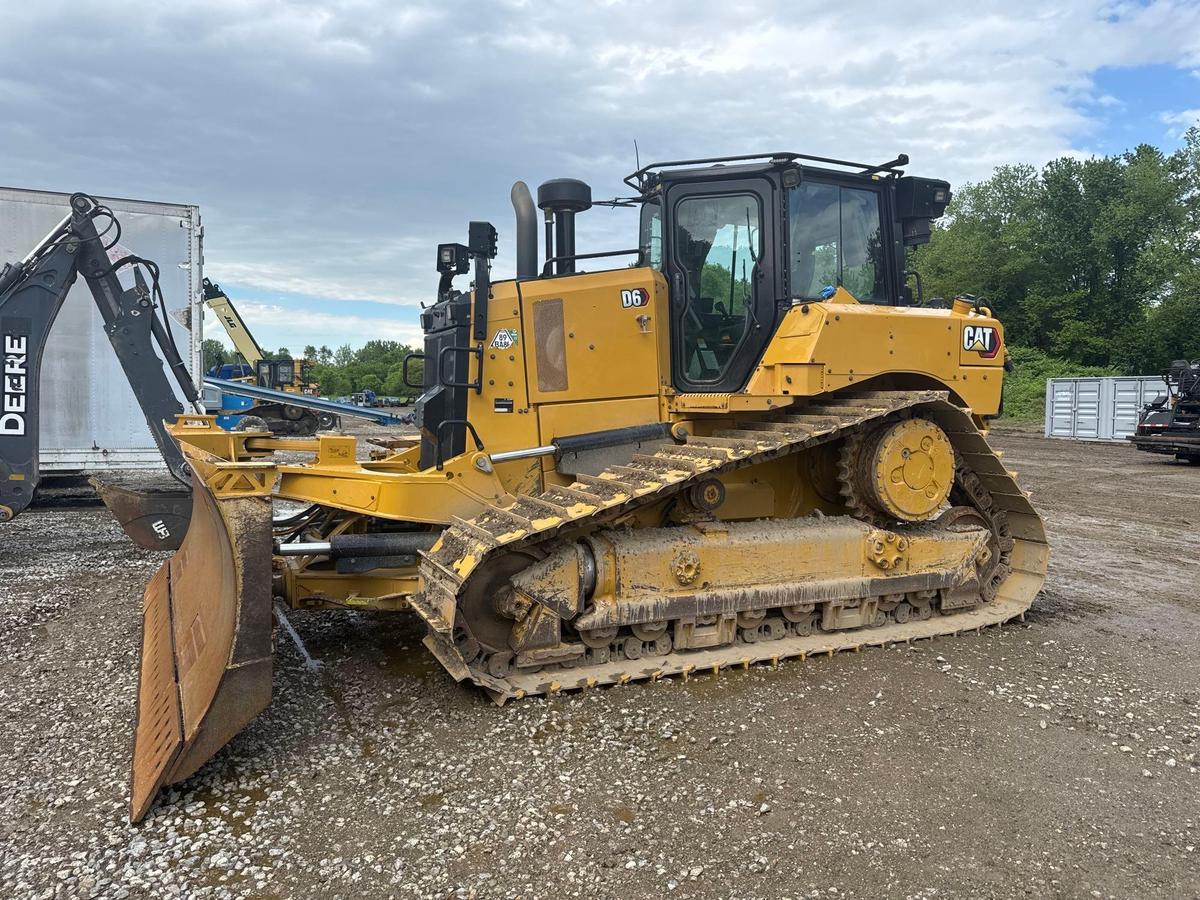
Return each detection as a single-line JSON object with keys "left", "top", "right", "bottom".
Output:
{"left": 128, "top": 158, "right": 1047, "bottom": 821}
{"left": 174, "top": 276, "right": 1007, "bottom": 524}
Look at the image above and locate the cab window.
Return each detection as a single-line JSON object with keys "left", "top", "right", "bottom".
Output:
{"left": 788, "top": 182, "right": 886, "bottom": 302}
{"left": 638, "top": 199, "right": 662, "bottom": 270}
{"left": 672, "top": 193, "right": 761, "bottom": 383}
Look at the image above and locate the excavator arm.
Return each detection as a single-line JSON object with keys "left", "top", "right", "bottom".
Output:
{"left": 0, "top": 192, "right": 201, "bottom": 539}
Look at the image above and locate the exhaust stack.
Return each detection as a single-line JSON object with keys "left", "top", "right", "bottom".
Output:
{"left": 510, "top": 181, "right": 538, "bottom": 279}
{"left": 537, "top": 178, "right": 592, "bottom": 275}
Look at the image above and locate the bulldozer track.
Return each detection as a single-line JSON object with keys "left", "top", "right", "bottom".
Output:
{"left": 414, "top": 390, "right": 1048, "bottom": 703}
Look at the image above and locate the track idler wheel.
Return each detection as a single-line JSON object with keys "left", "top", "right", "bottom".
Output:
{"left": 456, "top": 552, "right": 539, "bottom": 656}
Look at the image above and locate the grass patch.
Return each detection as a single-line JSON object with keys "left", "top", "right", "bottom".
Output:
{"left": 1002, "top": 346, "right": 1115, "bottom": 422}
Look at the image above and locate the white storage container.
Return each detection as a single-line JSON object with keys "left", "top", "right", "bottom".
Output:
{"left": 1045, "top": 376, "right": 1167, "bottom": 441}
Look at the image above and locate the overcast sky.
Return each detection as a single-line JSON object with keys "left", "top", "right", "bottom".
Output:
{"left": 4, "top": 0, "right": 1198, "bottom": 353}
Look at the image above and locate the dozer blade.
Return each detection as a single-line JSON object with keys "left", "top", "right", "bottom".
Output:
{"left": 90, "top": 476, "right": 192, "bottom": 550}
{"left": 129, "top": 445, "right": 275, "bottom": 822}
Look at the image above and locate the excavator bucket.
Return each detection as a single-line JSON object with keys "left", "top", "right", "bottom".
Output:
{"left": 90, "top": 477, "right": 192, "bottom": 550}
{"left": 129, "top": 443, "right": 275, "bottom": 822}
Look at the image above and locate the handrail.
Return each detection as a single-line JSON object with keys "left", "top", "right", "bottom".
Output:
{"left": 541, "top": 248, "right": 642, "bottom": 277}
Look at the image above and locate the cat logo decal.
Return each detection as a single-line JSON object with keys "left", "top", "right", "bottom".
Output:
{"left": 963, "top": 324, "right": 1000, "bottom": 359}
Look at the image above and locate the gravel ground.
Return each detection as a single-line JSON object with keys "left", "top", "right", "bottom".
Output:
{"left": 1, "top": 427, "right": 1198, "bottom": 899}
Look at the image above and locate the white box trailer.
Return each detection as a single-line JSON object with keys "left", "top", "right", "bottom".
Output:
{"left": 0, "top": 187, "right": 202, "bottom": 472}
{"left": 1044, "top": 375, "right": 1167, "bottom": 442}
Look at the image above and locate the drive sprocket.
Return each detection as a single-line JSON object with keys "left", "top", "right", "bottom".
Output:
{"left": 837, "top": 416, "right": 955, "bottom": 523}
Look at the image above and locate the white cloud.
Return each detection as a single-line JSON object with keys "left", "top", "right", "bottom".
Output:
{"left": 1161, "top": 108, "right": 1200, "bottom": 138}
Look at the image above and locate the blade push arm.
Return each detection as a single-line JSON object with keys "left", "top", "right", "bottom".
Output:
{"left": 0, "top": 192, "right": 198, "bottom": 521}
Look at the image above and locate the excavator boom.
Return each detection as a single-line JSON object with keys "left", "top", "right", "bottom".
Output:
{"left": 201, "top": 279, "right": 346, "bottom": 435}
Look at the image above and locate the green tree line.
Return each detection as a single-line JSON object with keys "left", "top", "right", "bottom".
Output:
{"left": 202, "top": 338, "right": 423, "bottom": 399}
{"left": 915, "top": 131, "right": 1200, "bottom": 370}
{"left": 912, "top": 125, "right": 1200, "bottom": 418}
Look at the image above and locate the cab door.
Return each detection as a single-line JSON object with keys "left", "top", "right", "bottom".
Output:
{"left": 663, "top": 178, "right": 778, "bottom": 393}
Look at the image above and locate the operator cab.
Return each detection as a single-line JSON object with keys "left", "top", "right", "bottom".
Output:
{"left": 634, "top": 153, "right": 950, "bottom": 394}
{"left": 411, "top": 152, "right": 950, "bottom": 470}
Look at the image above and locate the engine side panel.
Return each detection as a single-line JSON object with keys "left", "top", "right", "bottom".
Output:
{"left": 518, "top": 269, "right": 668, "bottom": 406}
{"left": 745, "top": 300, "right": 1005, "bottom": 415}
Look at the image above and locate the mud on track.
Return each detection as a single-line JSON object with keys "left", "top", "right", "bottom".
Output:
{"left": 1, "top": 425, "right": 1197, "bottom": 899}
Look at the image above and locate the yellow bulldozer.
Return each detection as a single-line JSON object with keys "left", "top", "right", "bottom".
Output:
{"left": 31, "top": 153, "right": 1046, "bottom": 821}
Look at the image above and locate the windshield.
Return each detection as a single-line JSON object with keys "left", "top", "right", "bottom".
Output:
{"left": 788, "top": 182, "right": 886, "bottom": 302}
